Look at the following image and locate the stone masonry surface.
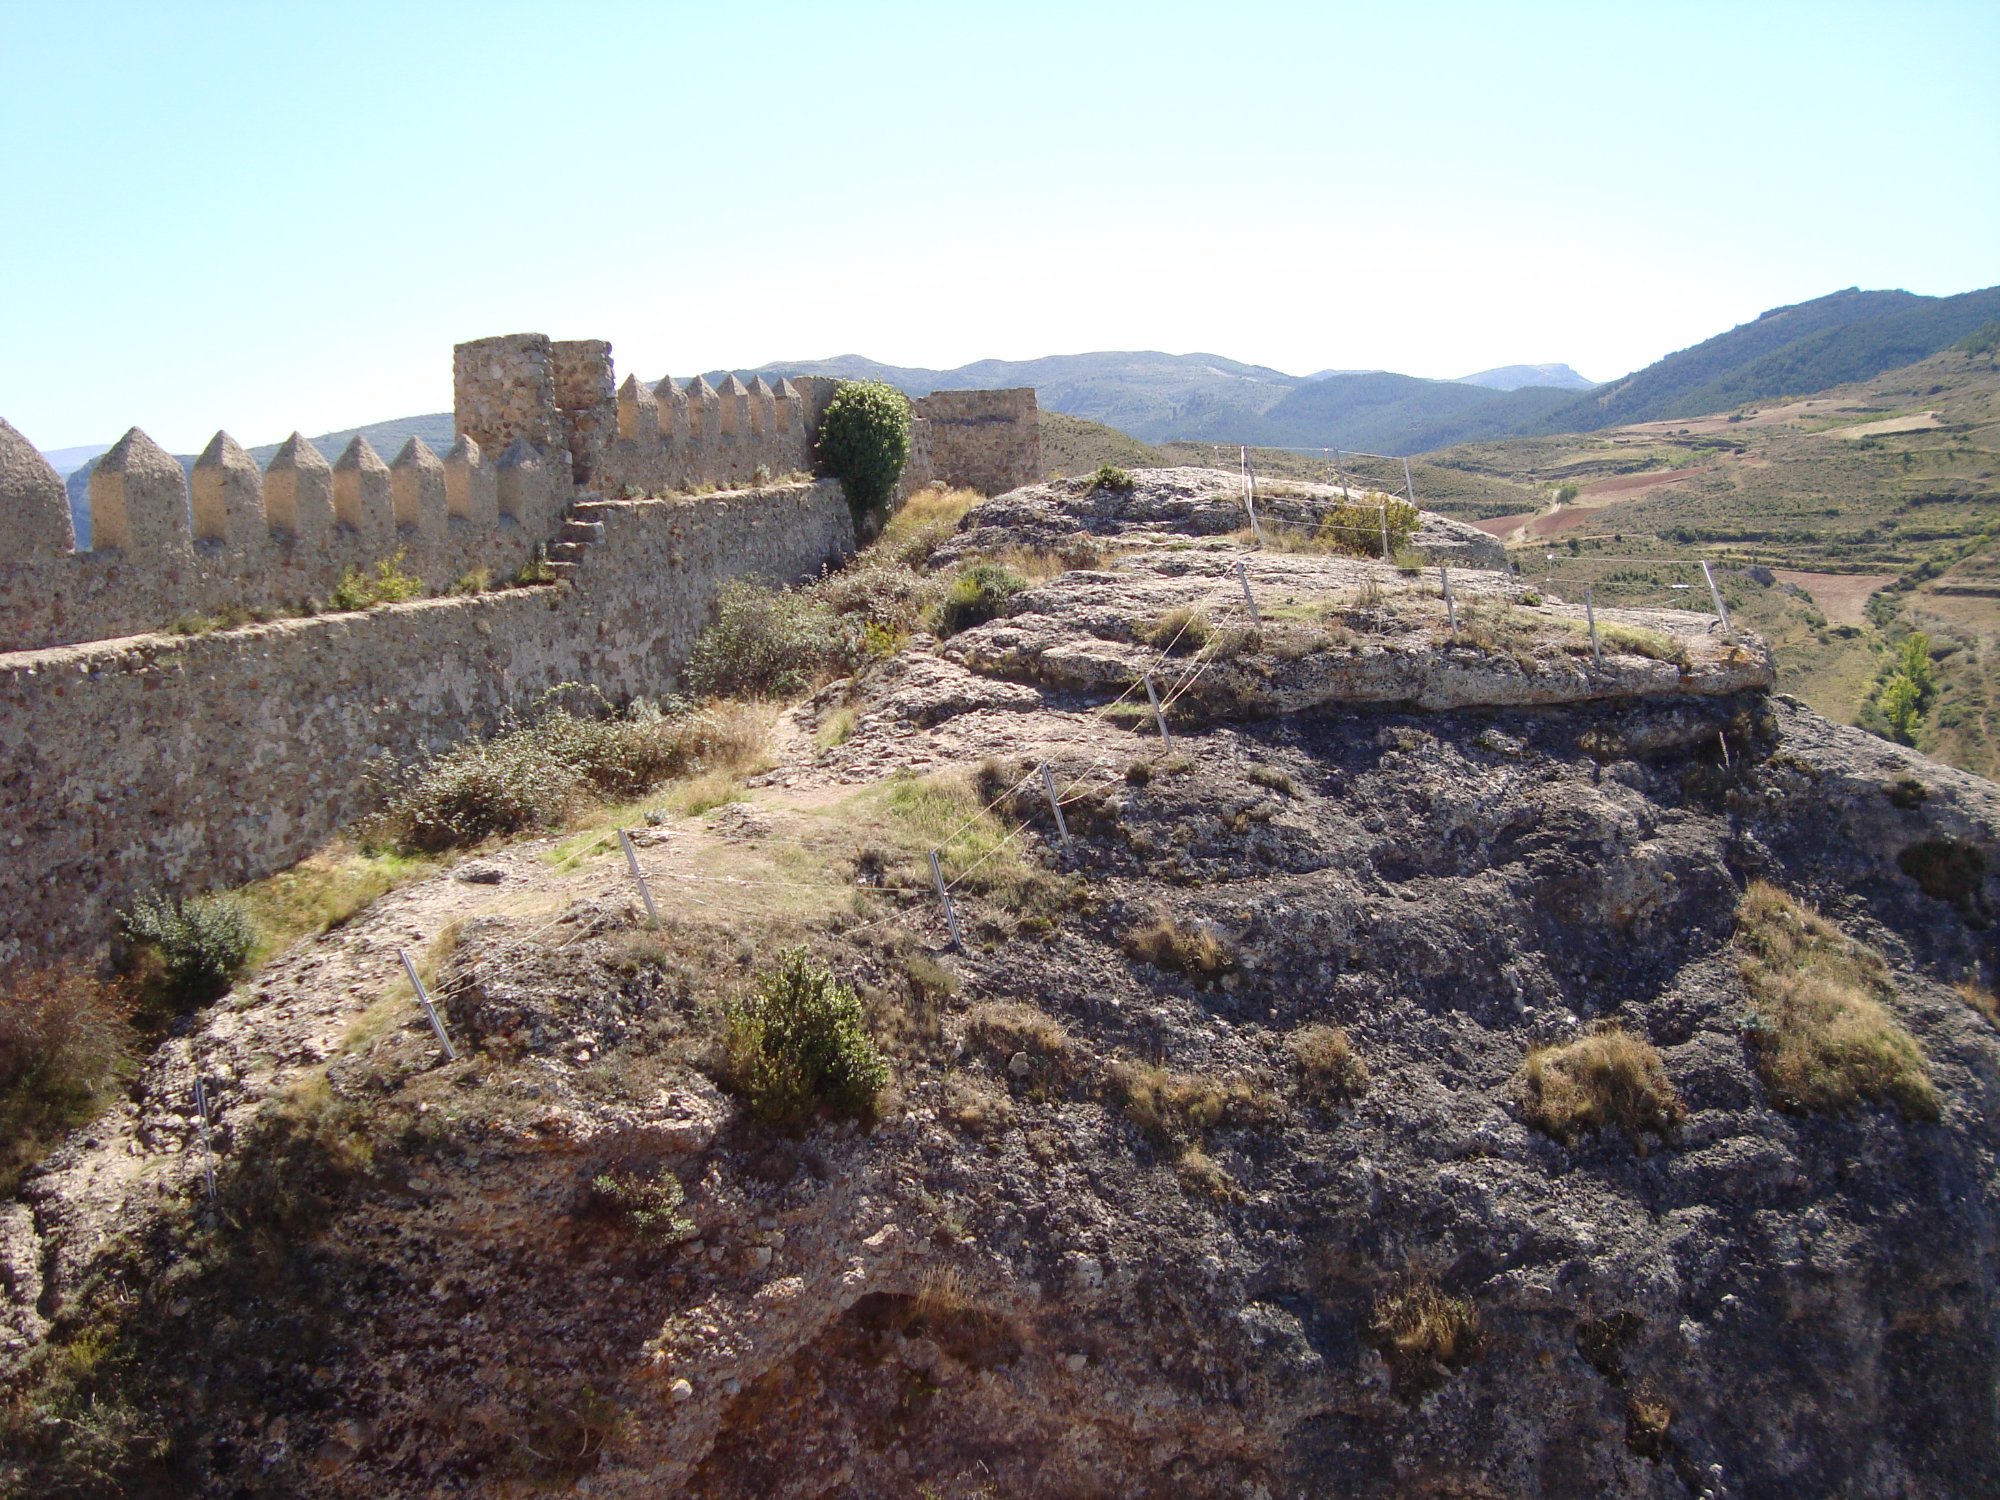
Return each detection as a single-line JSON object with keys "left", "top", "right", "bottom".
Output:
{"left": 0, "top": 480, "right": 854, "bottom": 965}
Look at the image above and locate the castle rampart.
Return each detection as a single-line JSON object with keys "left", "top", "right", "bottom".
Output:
{"left": 0, "top": 478, "right": 856, "bottom": 966}
{"left": 0, "top": 331, "right": 1042, "bottom": 958}
{"left": 0, "top": 333, "right": 1041, "bottom": 655}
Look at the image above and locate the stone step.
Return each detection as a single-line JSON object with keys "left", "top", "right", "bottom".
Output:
{"left": 546, "top": 542, "right": 589, "bottom": 562}
{"left": 560, "top": 519, "right": 606, "bottom": 543}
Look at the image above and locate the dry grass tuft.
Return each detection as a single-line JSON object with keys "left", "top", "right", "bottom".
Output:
{"left": 1175, "top": 1144, "right": 1240, "bottom": 1201}
{"left": 1735, "top": 882, "right": 1939, "bottom": 1120}
{"left": 1515, "top": 1022, "right": 1684, "bottom": 1148}
{"left": 1135, "top": 607, "right": 1212, "bottom": 653}
{"left": 1957, "top": 981, "right": 1998, "bottom": 1027}
{"left": 0, "top": 967, "right": 136, "bottom": 1195}
{"left": 1123, "top": 916, "right": 1234, "bottom": 981}
{"left": 965, "top": 1000, "right": 1070, "bottom": 1062}
{"left": 1286, "top": 1023, "right": 1370, "bottom": 1106}
{"left": 878, "top": 486, "right": 980, "bottom": 569}
{"left": 1369, "top": 1274, "right": 1483, "bottom": 1398}
{"left": 1108, "top": 1059, "right": 1280, "bottom": 1139}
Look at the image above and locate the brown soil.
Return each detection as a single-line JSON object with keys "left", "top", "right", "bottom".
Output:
{"left": 1769, "top": 569, "right": 1897, "bottom": 627}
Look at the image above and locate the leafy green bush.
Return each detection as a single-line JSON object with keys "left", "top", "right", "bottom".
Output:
{"left": 818, "top": 380, "right": 912, "bottom": 538}
{"left": 512, "top": 544, "right": 558, "bottom": 587}
{"left": 122, "top": 892, "right": 257, "bottom": 1005}
{"left": 371, "top": 695, "right": 766, "bottom": 852}
{"left": 329, "top": 550, "right": 425, "bottom": 610}
{"left": 590, "top": 1168, "right": 695, "bottom": 1241}
{"left": 1091, "top": 464, "right": 1135, "bottom": 493}
{"left": 936, "top": 562, "right": 1026, "bottom": 637}
{"left": 683, "top": 581, "right": 857, "bottom": 699}
{"left": 723, "top": 947, "right": 887, "bottom": 1125}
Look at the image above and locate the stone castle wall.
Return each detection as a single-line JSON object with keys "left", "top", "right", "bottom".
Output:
{"left": 0, "top": 480, "right": 854, "bottom": 966}
{"left": 0, "top": 334, "right": 1042, "bottom": 654}
{"left": 0, "top": 330, "right": 1043, "bottom": 961}
{"left": 0, "top": 417, "right": 569, "bottom": 654}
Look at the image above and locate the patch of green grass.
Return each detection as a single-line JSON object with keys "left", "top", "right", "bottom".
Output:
{"left": 1735, "top": 881, "right": 1939, "bottom": 1120}
{"left": 238, "top": 844, "right": 437, "bottom": 963}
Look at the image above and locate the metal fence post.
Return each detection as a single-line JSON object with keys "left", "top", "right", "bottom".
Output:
{"left": 399, "top": 947, "right": 458, "bottom": 1062}
{"left": 1039, "top": 763, "right": 1073, "bottom": 857}
{"left": 1701, "top": 561, "right": 1735, "bottom": 641}
{"left": 1439, "top": 565, "right": 1457, "bottom": 634}
{"left": 928, "top": 850, "right": 965, "bottom": 952}
{"left": 1236, "top": 560, "right": 1260, "bottom": 625}
{"left": 1585, "top": 587, "right": 1601, "bottom": 663}
{"left": 1143, "top": 673, "right": 1174, "bottom": 748}
{"left": 619, "top": 828, "right": 660, "bottom": 927}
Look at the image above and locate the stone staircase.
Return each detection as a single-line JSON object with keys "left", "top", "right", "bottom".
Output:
{"left": 541, "top": 504, "right": 611, "bottom": 579}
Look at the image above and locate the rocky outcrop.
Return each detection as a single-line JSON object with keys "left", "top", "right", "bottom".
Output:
{"left": 3, "top": 486, "right": 1995, "bottom": 1500}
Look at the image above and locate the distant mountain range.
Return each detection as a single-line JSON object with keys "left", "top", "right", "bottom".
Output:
{"left": 46, "top": 284, "right": 2000, "bottom": 537}
{"left": 749, "top": 285, "right": 2000, "bottom": 452}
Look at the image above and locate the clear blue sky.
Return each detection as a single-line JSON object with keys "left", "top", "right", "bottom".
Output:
{"left": 3, "top": 0, "right": 1996, "bottom": 452}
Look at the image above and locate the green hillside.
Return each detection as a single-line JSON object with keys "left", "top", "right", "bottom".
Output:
{"left": 1533, "top": 285, "right": 2000, "bottom": 433}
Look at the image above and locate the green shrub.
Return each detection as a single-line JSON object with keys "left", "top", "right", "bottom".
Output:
{"left": 371, "top": 696, "right": 766, "bottom": 852}
{"left": 329, "top": 549, "right": 425, "bottom": 610}
{"left": 818, "top": 380, "right": 912, "bottom": 538}
{"left": 452, "top": 566, "right": 493, "bottom": 594}
{"left": 1868, "top": 631, "right": 1937, "bottom": 744}
{"left": 122, "top": 892, "right": 257, "bottom": 1005}
{"left": 936, "top": 562, "right": 1026, "bottom": 637}
{"left": 683, "top": 581, "right": 857, "bottom": 699}
{"left": 723, "top": 948, "right": 887, "bottom": 1125}
{"left": 590, "top": 1168, "right": 695, "bottom": 1241}
{"left": 1091, "top": 464, "right": 1136, "bottom": 493}
{"left": 512, "top": 544, "right": 557, "bottom": 587}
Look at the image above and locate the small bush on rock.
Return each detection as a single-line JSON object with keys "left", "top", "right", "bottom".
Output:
{"left": 122, "top": 892, "right": 256, "bottom": 1006}
{"left": 329, "top": 550, "right": 425, "bottom": 610}
{"left": 936, "top": 562, "right": 1027, "bottom": 638}
{"left": 818, "top": 380, "right": 912, "bottom": 538}
{"left": 0, "top": 966, "right": 135, "bottom": 1194}
{"left": 1287, "top": 1023, "right": 1369, "bottom": 1106}
{"left": 1090, "top": 464, "right": 1135, "bottom": 493}
{"left": 684, "top": 581, "right": 856, "bottom": 698}
{"left": 1515, "top": 1023, "right": 1683, "bottom": 1148}
{"left": 723, "top": 948, "right": 887, "bottom": 1125}
{"left": 372, "top": 695, "right": 766, "bottom": 852}
{"left": 590, "top": 1168, "right": 695, "bottom": 1241}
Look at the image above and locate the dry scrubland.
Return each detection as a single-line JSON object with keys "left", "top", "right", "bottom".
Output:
{"left": 3, "top": 470, "right": 1999, "bottom": 1499}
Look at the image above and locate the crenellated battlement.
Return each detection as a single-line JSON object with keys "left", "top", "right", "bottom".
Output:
{"left": 0, "top": 414, "right": 564, "bottom": 652}
{"left": 0, "top": 330, "right": 1039, "bottom": 653}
